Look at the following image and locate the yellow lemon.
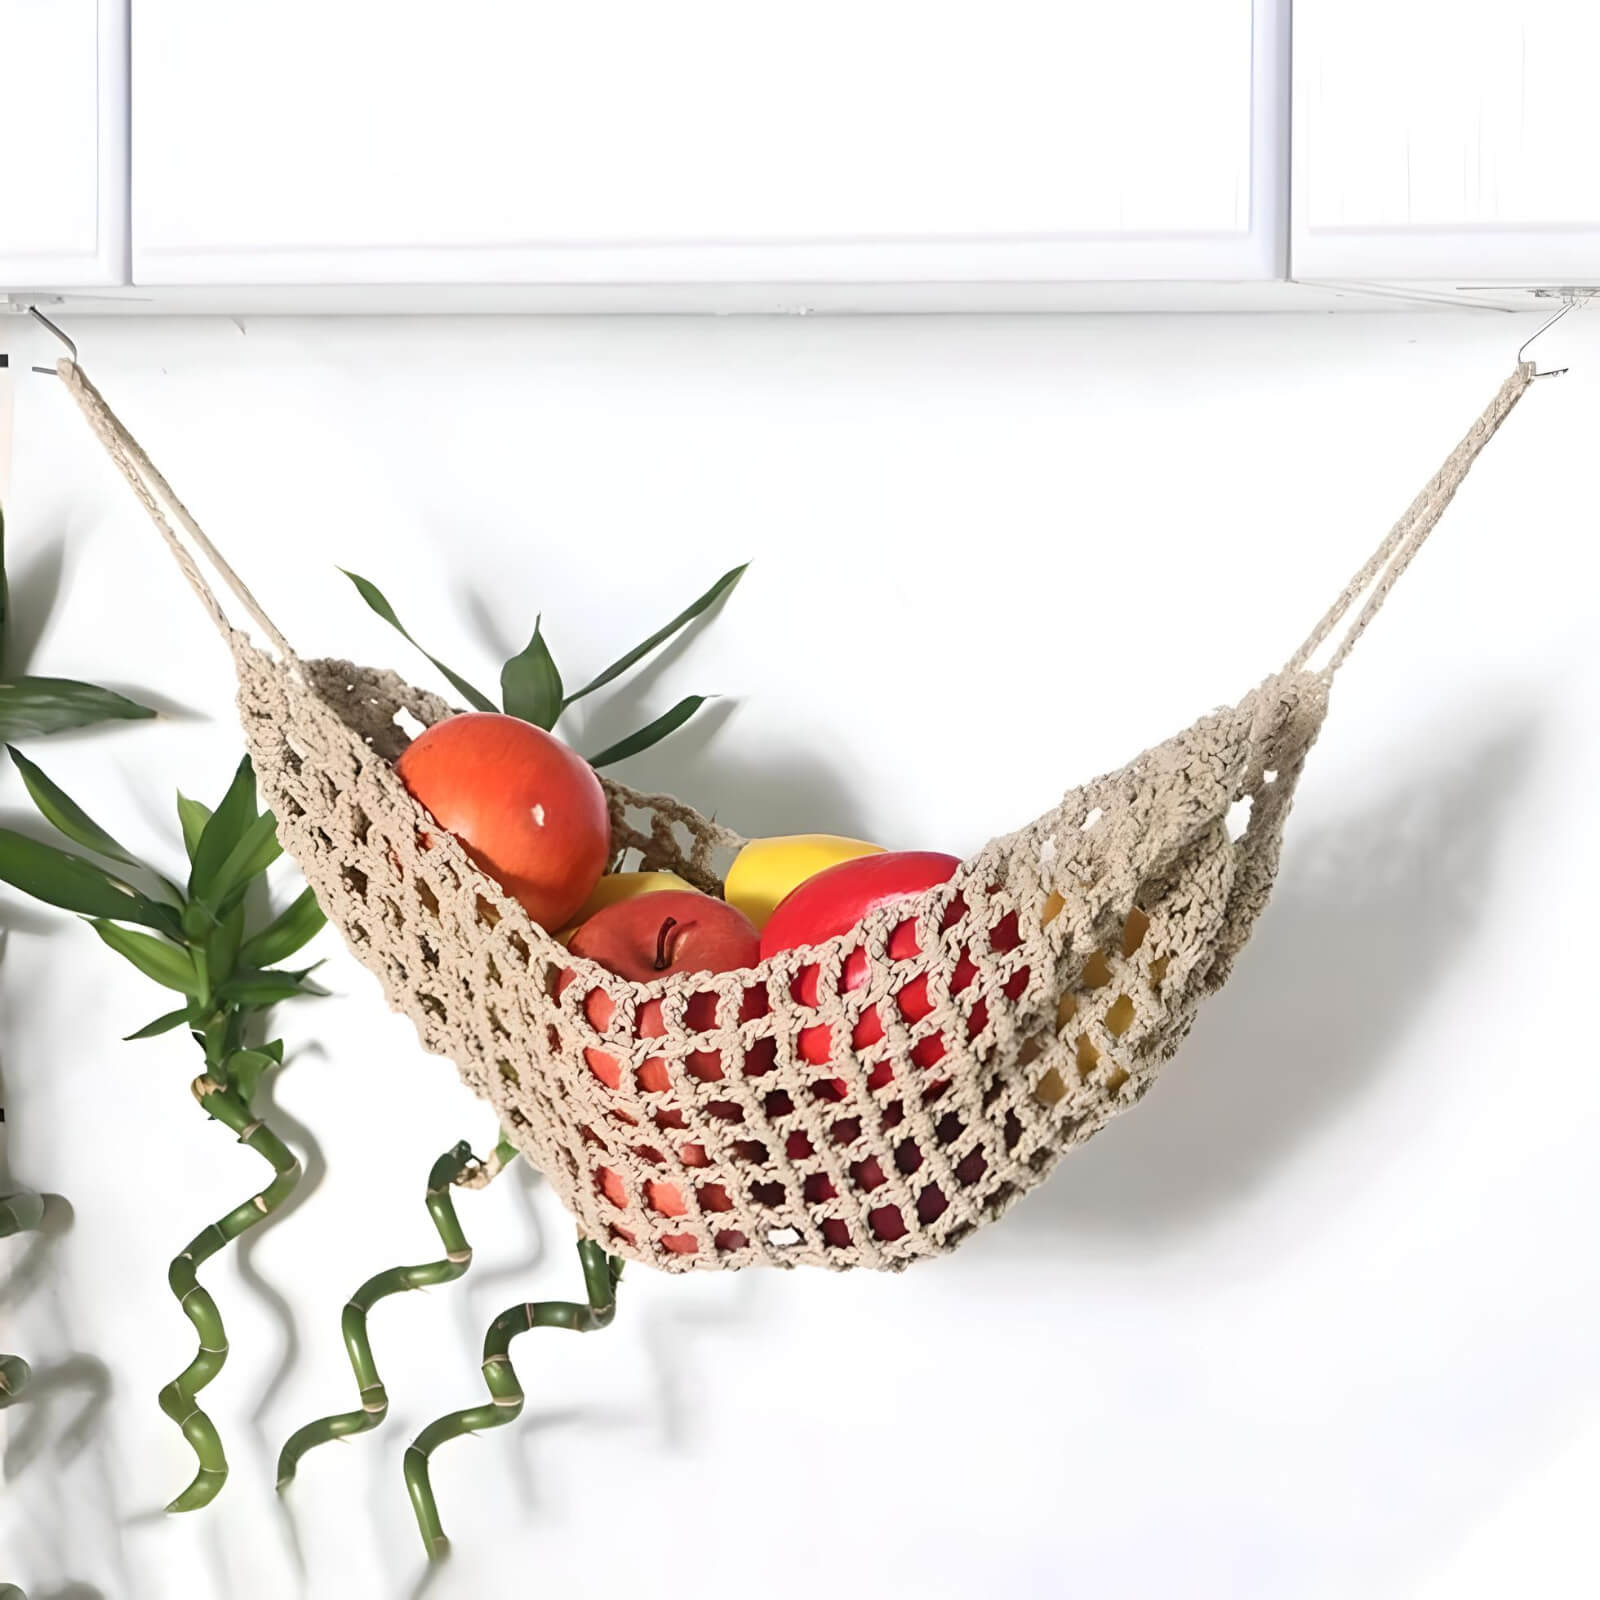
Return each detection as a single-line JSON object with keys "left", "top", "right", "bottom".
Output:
{"left": 724, "top": 833, "right": 885, "bottom": 930}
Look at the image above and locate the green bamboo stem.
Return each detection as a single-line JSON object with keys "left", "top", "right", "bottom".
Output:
{"left": 0, "top": 1191, "right": 45, "bottom": 1237}
{"left": 402, "top": 1238, "right": 622, "bottom": 1562}
{"left": 158, "top": 1074, "right": 301, "bottom": 1513}
{"left": 1, "top": 1189, "right": 45, "bottom": 1409}
{"left": 276, "top": 1133, "right": 520, "bottom": 1488}
{"left": 0, "top": 1353, "right": 30, "bottom": 1409}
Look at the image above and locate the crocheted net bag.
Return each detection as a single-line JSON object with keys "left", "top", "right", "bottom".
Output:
{"left": 58, "top": 359, "right": 1536, "bottom": 1274}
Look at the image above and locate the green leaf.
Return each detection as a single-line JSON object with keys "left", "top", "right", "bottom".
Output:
{"left": 125, "top": 1007, "right": 191, "bottom": 1041}
{"left": 219, "top": 964, "right": 324, "bottom": 1008}
{"left": 588, "top": 695, "right": 712, "bottom": 769}
{"left": 339, "top": 568, "right": 498, "bottom": 713}
{"left": 0, "top": 676, "right": 156, "bottom": 741}
{"left": 563, "top": 563, "right": 746, "bottom": 707}
{"left": 7, "top": 744, "right": 140, "bottom": 860}
{"left": 259, "top": 1037, "right": 285, "bottom": 1065}
{"left": 500, "top": 615, "right": 563, "bottom": 729}
{"left": 8, "top": 744, "right": 156, "bottom": 879}
{"left": 238, "top": 886, "right": 325, "bottom": 969}
{"left": 89, "top": 920, "right": 202, "bottom": 995}
{"left": 226, "top": 1047, "right": 279, "bottom": 1104}
{"left": 189, "top": 757, "right": 258, "bottom": 901}
{"left": 177, "top": 794, "right": 212, "bottom": 862}
{"left": 206, "top": 900, "right": 246, "bottom": 985}
{"left": 207, "top": 811, "right": 282, "bottom": 915}
{"left": 0, "top": 828, "right": 173, "bottom": 928}
{"left": 6, "top": 746, "right": 184, "bottom": 908}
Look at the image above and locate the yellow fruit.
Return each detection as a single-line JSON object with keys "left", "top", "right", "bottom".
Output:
{"left": 724, "top": 833, "right": 886, "bottom": 931}
{"left": 556, "top": 871, "right": 694, "bottom": 944}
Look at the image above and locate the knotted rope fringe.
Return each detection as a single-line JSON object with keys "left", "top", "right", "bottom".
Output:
{"left": 54, "top": 358, "right": 1538, "bottom": 1272}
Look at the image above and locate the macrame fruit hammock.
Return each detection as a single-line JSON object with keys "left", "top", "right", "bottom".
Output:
{"left": 56, "top": 358, "right": 1538, "bottom": 1274}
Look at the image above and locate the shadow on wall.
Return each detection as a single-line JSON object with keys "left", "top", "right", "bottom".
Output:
{"left": 592, "top": 698, "right": 874, "bottom": 844}
{"left": 993, "top": 704, "right": 1544, "bottom": 1245}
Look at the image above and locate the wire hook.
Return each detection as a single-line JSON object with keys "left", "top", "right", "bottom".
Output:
{"left": 27, "top": 305, "right": 77, "bottom": 374}
{"left": 1517, "top": 296, "right": 1582, "bottom": 378}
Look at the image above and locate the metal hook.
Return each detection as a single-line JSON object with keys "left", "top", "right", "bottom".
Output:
{"left": 1517, "top": 296, "right": 1581, "bottom": 378}
{"left": 27, "top": 305, "right": 77, "bottom": 374}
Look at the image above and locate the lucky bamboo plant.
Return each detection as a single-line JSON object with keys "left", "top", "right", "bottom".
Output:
{"left": 341, "top": 559, "right": 746, "bottom": 765}
{"left": 0, "top": 749, "right": 325, "bottom": 1511}
{"left": 1, "top": 503, "right": 155, "bottom": 1428}
{"left": 277, "top": 562, "right": 742, "bottom": 1556}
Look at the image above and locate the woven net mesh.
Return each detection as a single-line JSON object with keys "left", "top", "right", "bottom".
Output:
{"left": 235, "top": 646, "right": 1327, "bottom": 1270}
{"left": 56, "top": 357, "right": 1537, "bottom": 1273}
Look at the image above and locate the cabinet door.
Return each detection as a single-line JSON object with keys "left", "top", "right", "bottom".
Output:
{"left": 132, "top": 0, "right": 1284, "bottom": 301}
{"left": 1293, "top": 0, "right": 1600, "bottom": 293}
{"left": 0, "top": 0, "right": 128, "bottom": 288}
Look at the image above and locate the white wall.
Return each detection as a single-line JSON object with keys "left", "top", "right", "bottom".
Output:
{"left": 1, "top": 311, "right": 1597, "bottom": 1600}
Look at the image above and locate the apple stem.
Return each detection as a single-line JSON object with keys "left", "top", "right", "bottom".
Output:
{"left": 653, "top": 917, "right": 680, "bottom": 972}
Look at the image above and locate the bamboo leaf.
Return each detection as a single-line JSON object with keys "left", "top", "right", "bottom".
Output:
{"left": 588, "top": 695, "right": 712, "bottom": 769}
{"left": 238, "top": 887, "right": 325, "bottom": 969}
{"left": 189, "top": 757, "right": 257, "bottom": 900}
{"left": 207, "top": 811, "right": 282, "bottom": 914}
{"left": 6, "top": 746, "right": 185, "bottom": 908}
{"left": 0, "top": 828, "right": 173, "bottom": 928}
{"left": 177, "top": 794, "right": 212, "bottom": 862}
{"left": 0, "top": 676, "right": 156, "bottom": 740}
{"left": 7, "top": 744, "right": 161, "bottom": 884}
{"left": 219, "top": 964, "right": 324, "bottom": 1008}
{"left": 7, "top": 744, "right": 141, "bottom": 862}
{"left": 89, "top": 920, "right": 202, "bottom": 995}
{"left": 339, "top": 568, "right": 498, "bottom": 713}
{"left": 500, "top": 615, "right": 563, "bottom": 729}
{"left": 226, "top": 1047, "right": 279, "bottom": 1104}
{"left": 563, "top": 563, "right": 746, "bottom": 707}
{"left": 206, "top": 901, "right": 247, "bottom": 985}
{"left": 124, "top": 1007, "right": 191, "bottom": 1041}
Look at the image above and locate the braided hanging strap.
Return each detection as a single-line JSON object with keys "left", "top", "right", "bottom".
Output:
{"left": 1287, "top": 361, "right": 1534, "bottom": 677}
{"left": 54, "top": 358, "right": 1538, "bottom": 1273}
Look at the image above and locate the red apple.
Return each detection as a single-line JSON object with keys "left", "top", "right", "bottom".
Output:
{"left": 759, "top": 851, "right": 963, "bottom": 961}
{"left": 762, "top": 850, "right": 964, "bottom": 1098}
{"left": 565, "top": 891, "right": 762, "bottom": 1242}
{"left": 571, "top": 889, "right": 759, "bottom": 982}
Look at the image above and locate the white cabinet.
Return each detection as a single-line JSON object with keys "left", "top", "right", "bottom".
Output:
{"left": 0, "top": 0, "right": 128, "bottom": 288}
{"left": 1293, "top": 0, "right": 1600, "bottom": 299}
{"left": 130, "top": 0, "right": 1287, "bottom": 308}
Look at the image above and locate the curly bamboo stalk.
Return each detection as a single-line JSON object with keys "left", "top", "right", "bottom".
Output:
{"left": 158, "top": 1073, "right": 300, "bottom": 1512}
{"left": 402, "top": 1238, "right": 622, "bottom": 1561}
{"left": 0, "top": 1353, "right": 29, "bottom": 1410}
{"left": 276, "top": 1133, "right": 519, "bottom": 1488}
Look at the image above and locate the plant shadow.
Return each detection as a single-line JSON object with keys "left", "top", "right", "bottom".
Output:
{"left": 989, "top": 709, "right": 1544, "bottom": 1246}
{"left": 2, "top": 1352, "right": 113, "bottom": 1478}
{"left": 239, "top": 1042, "right": 331, "bottom": 1434}
{"left": 0, "top": 886, "right": 71, "bottom": 942}
{"left": 592, "top": 699, "right": 874, "bottom": 846}
{"left": 561, "top": 592, "right": 740, "bottom": 766}
{"left": 0, "top": 1193, "right": 73, "bottom": 1315}
{"left": 2, "top": 536, "right": 66, "bottom": 676}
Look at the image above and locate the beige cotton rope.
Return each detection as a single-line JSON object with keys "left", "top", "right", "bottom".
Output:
{"left": 55, "top": 357, "right": 1537, "bottom": 1273}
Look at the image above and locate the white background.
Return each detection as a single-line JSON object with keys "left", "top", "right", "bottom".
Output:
{"left": 1, "top": 310, "right": 1598, "bottom": 1599}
